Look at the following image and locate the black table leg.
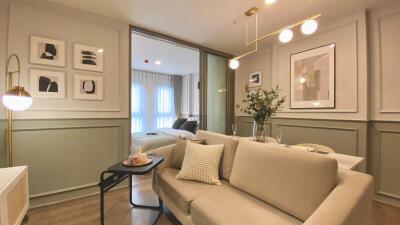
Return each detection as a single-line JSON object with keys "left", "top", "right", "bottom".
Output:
{"left": 129, "top": 174, "right": 163, "bottom": 225}
{"left": 100, "top": 172, "right": 106, "bottom": 225}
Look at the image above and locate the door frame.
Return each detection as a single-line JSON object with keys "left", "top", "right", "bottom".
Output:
{"left": 129, "top": 24, "right": 234, "bottom": 134}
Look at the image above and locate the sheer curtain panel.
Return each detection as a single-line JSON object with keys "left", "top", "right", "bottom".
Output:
{"left": 131, "top": 70, "right": 176, "bottom": 133}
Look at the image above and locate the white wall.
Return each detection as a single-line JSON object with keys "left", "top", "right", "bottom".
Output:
{"left": 235, "top": 10, "right": 369, "bottom": 121}
{"left": 369, "top": 1, "right": 400, "bottom": 121}
{"left": 235, "top": 42, "right": 273, "bottom": 116}
{"left": 2, "top": 0, "right": 129, "bottom": 119}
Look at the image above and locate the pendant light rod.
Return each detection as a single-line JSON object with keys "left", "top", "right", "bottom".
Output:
{"left": 233, "top": 13, "right": 322, "bottom": 60}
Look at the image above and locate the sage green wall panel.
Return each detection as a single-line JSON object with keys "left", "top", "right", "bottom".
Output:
{"left": 235, "top": 116, "right": 368, "bottom": 171}
{"left": 370, "top": 121, "right": 400, "bottom": 206}
{"left": 235, "top": 116, "right": 271, "bottom": 137}
{"left": 0, "top": 118, "right": 130, "bottom": 207}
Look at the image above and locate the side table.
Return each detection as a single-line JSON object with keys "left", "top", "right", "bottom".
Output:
{"left": 98, "top": 155, "right": 164, "bottom": 225}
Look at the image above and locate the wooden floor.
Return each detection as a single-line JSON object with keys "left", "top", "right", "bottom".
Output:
{"left": 26, "top": 174, "right": 400, "bottom": 225}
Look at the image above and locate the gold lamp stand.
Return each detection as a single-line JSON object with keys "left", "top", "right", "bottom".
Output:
{"left": 3, "top": 54, "right": 33, "bottom": 167}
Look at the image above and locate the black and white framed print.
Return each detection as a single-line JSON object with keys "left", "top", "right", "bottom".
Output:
{"left": 30, "top": 36, "right": 65, "bottom": 67}
{"left": 74, "top": 74, "right": 103, "bottom": 100}
{"left": 248, "top": 71, "right": 262, "bottom": 88}
{"left": 73, "top": 44, "right": 104, "bottom": 72}
{"left": 30, "top": 69, "right": 66, "bottom": 98}
{"left": 290, "top": 44, "right": 335, "bottom": 109}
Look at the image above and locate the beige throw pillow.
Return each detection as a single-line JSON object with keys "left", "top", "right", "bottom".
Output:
{"left": 171, "top": 137, "right": 206, "bottom": 169}
{"left": 176, "top": 142, "right": 224, "bottom": 185}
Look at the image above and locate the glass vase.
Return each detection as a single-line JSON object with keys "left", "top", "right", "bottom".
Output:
{"left": 252, "top": 121, "right": 266, "bottom": 143}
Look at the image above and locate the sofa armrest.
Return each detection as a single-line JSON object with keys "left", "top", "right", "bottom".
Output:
{"left": 304, "top": 169, "right": 374, "bottom": 225}
{"left": 147, "top": 143, "right": 176, "bottom": 171}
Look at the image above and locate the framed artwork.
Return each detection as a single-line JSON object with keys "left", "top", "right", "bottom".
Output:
{"left": 73, "top": 44, "right": 104, "bottom": 72}
{"left": 248, "top": 71, "right": 262, "bottom": 88}
{"left": 30, "top": 36, "right": 65, "bottom": 67}
{"left": 290, "top": 44, "right": 335, "bottom": 109}
{"left": 74, "top": 74, "right": 103, "bottom": 100}
{"left": 30, "top": 69, "right": 66, "bottom": 98}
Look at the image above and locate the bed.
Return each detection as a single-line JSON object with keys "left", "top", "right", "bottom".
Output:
{"left": 131, "top": 128, "right": 195, "bottom": 152}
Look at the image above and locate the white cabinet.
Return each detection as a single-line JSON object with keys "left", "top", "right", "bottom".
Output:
{"left": 0, "top": 166, "right": 29, "bottom": 225}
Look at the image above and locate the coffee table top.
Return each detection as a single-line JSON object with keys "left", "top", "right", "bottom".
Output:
{"left": 107, "top": 155, "right": 164, "bottom": 175}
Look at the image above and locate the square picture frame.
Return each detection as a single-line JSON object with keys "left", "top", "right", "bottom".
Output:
{"left": 74, "top": 73, "right": 104, "bottom": 100}
{"left": 30, "top": 68, "right": 66, "bottom": 99}
{"left": 290, "top": 44, "right": 335, "bottom": 109}
{"left": 30, "top": 36, "right": 66, "bottom": 67}
{"left": 73, "top": 44, "right": 104, "bottom": 72}
{"left": 248, "top": 71, "right": 262, "bottom": 88}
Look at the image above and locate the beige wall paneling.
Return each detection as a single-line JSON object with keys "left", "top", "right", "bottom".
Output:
{"left": 234, "top": 42, "right": 273, "bottom": 116}
{"left": 271, "top": 11, "right": 368, "bottom": 121}
{"left": 369, "top": 2, "right": 400, "bottom": 121}
{"left": 6, "top": 0, "right": 130, "bottom": 119}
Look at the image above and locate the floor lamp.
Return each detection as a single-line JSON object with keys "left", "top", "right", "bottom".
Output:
{"left": 2, "top": 54, "right": 33, "bottom": 167}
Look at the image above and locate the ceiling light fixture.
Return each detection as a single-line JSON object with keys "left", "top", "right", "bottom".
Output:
{"left": 229, "top": 6, "right": 321, "bottom": 70}
{"left": 265, "top": 0, "right": 277, "bottom": 5}
{"left": 229, "top": 59, "right": 240, "bottom": 70}
{"left": 278, "top": 29, "right": 293, "bottom": 43}
{"left": 155, "top": 60, "right": 161, "bottom": 65}
{"left": 301, "top": 19, "right": 318, "bottom": 35}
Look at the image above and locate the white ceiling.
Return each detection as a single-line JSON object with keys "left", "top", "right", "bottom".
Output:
{"left": 131, "top": 33, "right": 199, "bottom": 75}
{"left": 47, "top": 0, "right": 396, "bottom": 55}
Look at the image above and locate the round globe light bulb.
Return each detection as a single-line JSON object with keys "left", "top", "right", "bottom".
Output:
{"left": 279, "top": 29, "right": 293, "bottom": 43}
{"left": 229, "top": 59, "right": 240, "bottom": 70}
{"left": 265, "top": 0, "right": 277, "bottom": 5}
{"left": 2, "top": 95, "right": 33, "bottom": 111}
{"left": 301, "top": 19, "right": 318, "bottom": 35}
{"left": 299, "top": 77, "right": 306, "bottom": 84}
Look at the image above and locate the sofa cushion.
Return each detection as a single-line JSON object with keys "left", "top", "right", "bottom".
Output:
{"left": 195, "top": 130, "right": 239, "bottom": 180}
{"left": 191, "top": 187, "right": 302, "bottom": 225}
{"left": 176, "top": 142, "right": 224, "bottom": 185}
{"left": 170, "top": 137, "right": 206, "bottom": 169}
{"left": 155, "top": 168, "right": 231, "bottom": 214}
{"left": 230, "top": 140, "right": 338, "bottom": 221}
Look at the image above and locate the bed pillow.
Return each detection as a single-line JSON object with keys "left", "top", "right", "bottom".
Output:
{"left": 176, "top": 142, "right": 224, "bottom": 185}
{"left": 179, "top": 121, "right": 198, "bottom": 133}
{"left": 172, "top": 118, "right": 187, "bottom": 129}
{"left": 171, "top": 137, "right": 206, "bottom": 169}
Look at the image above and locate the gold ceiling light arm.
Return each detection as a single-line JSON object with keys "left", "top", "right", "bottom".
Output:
{"left": 232, "top": 11, "right": 322, "bottom": 61}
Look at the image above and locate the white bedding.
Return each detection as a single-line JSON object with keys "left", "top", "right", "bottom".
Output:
{"left": 131, "top": 128, "right": 196, "bottom": 152}
{"left": 156, "top": 128, "right": 196, "bottom": 139}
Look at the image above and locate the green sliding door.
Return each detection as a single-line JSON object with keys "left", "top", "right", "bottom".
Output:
{"left": 206, "top": 53, "right": 227, "bottom": 134}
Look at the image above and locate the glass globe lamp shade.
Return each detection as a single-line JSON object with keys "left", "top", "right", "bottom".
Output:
{"left": 229, "top": 59, "right": 240, "bottom": 70}
{"left": 301, "top": 19, "right": 318, "bottom": 35}
{"left": 279, "top": 29, "right": 293, "bottom": 43}
{"left": 265, "top": 0, "right": 277, "bottom": 5}
{"left": 2, "top": 86, "right": 33, "bottom": 111}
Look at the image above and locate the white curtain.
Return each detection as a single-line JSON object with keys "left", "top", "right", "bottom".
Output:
{"left": 131, "top": 70, "right": 176, "bottom": 133}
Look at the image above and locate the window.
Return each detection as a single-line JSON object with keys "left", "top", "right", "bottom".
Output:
{"left": 156, "top": 86, "right": 175, "bottom": 128}
{"left": 131, "top": 83, "right": 143, "bottom": 133}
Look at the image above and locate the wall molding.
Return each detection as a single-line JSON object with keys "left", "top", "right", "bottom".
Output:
{"left": 378, "top": 12, "right": 400, "bottom": 113}
{"left": 276, "top": 21, "right": 360, "bottom": 114}
{"left": 11, "top": 124, "right": 124, "bottom": 199}
{"left": 274, "top": 123, "right": 359, "bottom": 156}
{"left": 30, "top": 182, "right": 98, "bottom": 199}
{"left": 375, "top": 129, "right": 400, "bottom": 200}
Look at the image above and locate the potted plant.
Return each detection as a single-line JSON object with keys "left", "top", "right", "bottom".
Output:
{"left": 238, "top": 86, "right": 285, "bottom": 142}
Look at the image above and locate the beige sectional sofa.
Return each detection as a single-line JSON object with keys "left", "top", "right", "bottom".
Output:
{"left": 149, "top": 130, "right": 374, "bottom": 225}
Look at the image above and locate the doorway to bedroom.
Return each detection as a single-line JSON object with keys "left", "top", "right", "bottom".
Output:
{"left": 130, "top": 31, "right": 200, "bottom": 149}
